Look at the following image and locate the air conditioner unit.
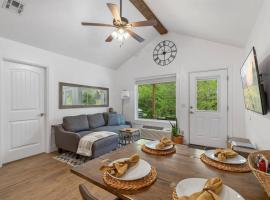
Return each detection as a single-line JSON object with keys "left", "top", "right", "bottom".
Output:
{"left": 2, "top": 0, "right": 24, "bottom": 14}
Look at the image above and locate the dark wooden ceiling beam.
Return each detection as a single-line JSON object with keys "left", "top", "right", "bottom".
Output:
{"left": 129, "top": 0, "right": 168, "bottom": 35}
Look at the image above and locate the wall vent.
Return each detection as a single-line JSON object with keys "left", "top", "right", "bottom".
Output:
{"left": 2, "top": 0, "right": 24, "bottom": 14}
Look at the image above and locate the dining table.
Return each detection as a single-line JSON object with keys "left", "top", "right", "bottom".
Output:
{"left": 71, "top": 139, "right": 268, "bottom": 200}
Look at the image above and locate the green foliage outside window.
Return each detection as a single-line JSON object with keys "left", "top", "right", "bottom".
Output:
{"left": 196, "top": 80, "right": 218, "bottom": 111}
{"left": 138, "top": 82, "right": 176, "bottom": 120}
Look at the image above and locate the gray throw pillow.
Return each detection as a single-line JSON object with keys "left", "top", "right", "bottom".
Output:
{"left": 103, "top": 112, "right": 117, "bottom": 125}
{"left": 108, "top": 113, "right": 119, "bottom": 126}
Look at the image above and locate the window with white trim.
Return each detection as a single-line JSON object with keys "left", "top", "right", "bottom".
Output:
{"left": 135, "top": 75, "right": 176, "bottom": 120}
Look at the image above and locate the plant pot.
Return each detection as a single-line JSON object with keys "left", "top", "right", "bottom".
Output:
{"left": 171, "top": 135, "right": 184, "bottom": 144}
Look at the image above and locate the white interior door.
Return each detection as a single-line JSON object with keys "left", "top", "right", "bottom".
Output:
{"left": 189, "top": 70, "right": 228, "bottom": 148}
{"left": 3, "top": 61, "right": 45, "bottom": 163}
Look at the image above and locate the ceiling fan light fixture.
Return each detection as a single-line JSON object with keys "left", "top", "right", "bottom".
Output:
{"left": 112, "top": 28, "right": 130, "bottom": 42}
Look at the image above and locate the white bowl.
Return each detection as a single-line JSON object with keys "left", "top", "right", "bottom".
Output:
{"left": 108, "top": 158, "right": 151, "bottom": 181}
{"left": 145, "top": 140, "right": 173, "bottom": 150}
{"left": 176, "top": 178, "right": 245, "bottom": 200}
{"left": 205, "top": 150, "right": 247, "bottom": 165}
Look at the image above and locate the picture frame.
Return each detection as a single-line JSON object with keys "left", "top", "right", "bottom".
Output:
{"left": 59, "top": 82, "right": 109, "bottom": 109}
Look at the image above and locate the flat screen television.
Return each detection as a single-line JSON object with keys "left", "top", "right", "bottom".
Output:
{"left": 240, "top": 47, "right": 267, "bottom": 115}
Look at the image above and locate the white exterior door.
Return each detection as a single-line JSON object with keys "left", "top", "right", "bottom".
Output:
{"left": 189, "top": 70, "right": 228, "bottom": 148}
{"left": 3, "top": 61, "right": 45, "bottom": 163}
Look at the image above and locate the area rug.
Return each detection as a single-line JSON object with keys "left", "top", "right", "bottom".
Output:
{"left": 53, "top": 152, "right": 91, "bottom": 167}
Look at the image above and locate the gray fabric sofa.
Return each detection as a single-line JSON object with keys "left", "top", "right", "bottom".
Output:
{"left": 54, "top": 113, "right": 131, "bottom": 158}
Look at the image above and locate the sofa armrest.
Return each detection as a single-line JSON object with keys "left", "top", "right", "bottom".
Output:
{"left": 54, "top": 125, "right": 81, "bottom": 153}
{"left": 125, "top": 121, "right": 132, "bottom": 128}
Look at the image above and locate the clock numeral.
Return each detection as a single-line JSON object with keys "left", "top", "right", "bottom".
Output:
{"left": 163, "top": 41, "right": 166, "bottom": 46}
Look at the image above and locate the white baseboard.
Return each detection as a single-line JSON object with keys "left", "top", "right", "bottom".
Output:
{"left": 49, "top": 145, "right": 57, "bottom": 153}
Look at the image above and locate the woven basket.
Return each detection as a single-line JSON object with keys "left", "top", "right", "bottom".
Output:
{"left": 248, "top": 150, "right": 270, "bottom": 197}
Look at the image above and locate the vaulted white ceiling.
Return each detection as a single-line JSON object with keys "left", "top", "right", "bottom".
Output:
{"left": 146, "top": 0, "right": 264, "bottom": 47}
{"left": 0, "top": 0, "right": 264, "bottom": 69}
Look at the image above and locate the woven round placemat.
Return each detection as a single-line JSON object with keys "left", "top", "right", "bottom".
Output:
{"left": 200, "top": 153, "right": 251, "bottom": 173}
{"left": 141, "top": 145, "right": 176, "bottom": 156}
{"left": 172, "top": 189, "right": 179, "bottom": 200}
{"left": 103, "top": 167, "right": 157, "bottom": 191}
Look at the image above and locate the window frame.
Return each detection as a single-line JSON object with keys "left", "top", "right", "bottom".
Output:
{"left": 134, "top": 75, "right": 177, "bottom": 122}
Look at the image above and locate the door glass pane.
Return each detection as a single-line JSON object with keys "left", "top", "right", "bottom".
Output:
{"left": 196, "top": 79, "right": 218, "bottom": 111}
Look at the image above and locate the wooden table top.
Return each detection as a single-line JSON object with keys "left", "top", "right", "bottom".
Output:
{"left": 120, "top": 128, "right": 140, "bottom": 133}
{"left": 71, "top": 139, "right": 268, "bottom": 200}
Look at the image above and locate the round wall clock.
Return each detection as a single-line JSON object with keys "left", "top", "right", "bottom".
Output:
{"left": 153, "top": 40, "right": 177, "bottom": 66}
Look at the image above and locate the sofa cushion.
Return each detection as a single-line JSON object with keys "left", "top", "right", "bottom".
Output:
{"left": 76, "top": 130, "right": 93, "bottom": 138}
{"left": 63, "top": 115, "right": 89, "bottom": 132}
{"left": 92, "top": 134, "right": 119, "bottom": 158}
{"left": 108, "top": 113, "right": 119, "bottom": 126}
{"left": 92, "top": 125, "right": 130, "bottom": 133}
{"left": 87, "top": 113, "right": 105, "bottom": 129}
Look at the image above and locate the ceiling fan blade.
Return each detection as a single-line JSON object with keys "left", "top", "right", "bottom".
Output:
{"left": 105, "top": 34, "right": 114, "bottom": 42}
{"left": 129, "top": 19, "right": 157, "bottom": 27}
{"left": 126, "top": 29, "right": 144, "bottom": 43}
{"left": 81, "top": 22, "right": 114, "bottom": 27}
{"left": 107, "top": 3, "right": 122, "bottom": 23}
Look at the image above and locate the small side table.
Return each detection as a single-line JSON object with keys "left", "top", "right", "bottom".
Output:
{"left": 119, "top": 128, "right": 141, "bottom": 145}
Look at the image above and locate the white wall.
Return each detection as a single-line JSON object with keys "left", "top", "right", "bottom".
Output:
{"left": 244, "top": 0, "right": 270, "bottom": 150}
{"left": 0, "top": 37, "right": 117, "bottom": 165}
{"left": 115, "top": 32, "right": 245, "bottom": 144}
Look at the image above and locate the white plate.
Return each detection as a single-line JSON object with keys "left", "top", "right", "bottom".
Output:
{"left": 205, "top": 150, "right": 247, "bottom": 165}
{"left": 145, "top": 140, "right": 173, "bottom": 150}
{"left": 108, "top": 158, "right": 151, "bottom": 181}
{"left": 176, "top": 178, "right": 245, "bottom": 200}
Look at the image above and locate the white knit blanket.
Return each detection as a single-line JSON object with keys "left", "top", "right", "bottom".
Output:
{"left": 77, "top": 131, "right": 117, "bottom": 157}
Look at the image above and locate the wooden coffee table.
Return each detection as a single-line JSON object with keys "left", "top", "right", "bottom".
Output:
{"left": 119, "top": 128, "right": 141, "bottom": 145}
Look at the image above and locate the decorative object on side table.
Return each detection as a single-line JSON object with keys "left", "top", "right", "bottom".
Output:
{"left": 170, "top": 118, "right": 184, "bottom": 144}
{"left": 248, "top": 150, "right": 270, "bottom": 197}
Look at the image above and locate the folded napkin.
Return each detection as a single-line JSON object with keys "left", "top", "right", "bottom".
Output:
{"left": 214, "top": 149, "right": 238, "bottom": 162}
{"left": 176, "top": 177, "right": 223, "bottom": 200}
{"left": 100, "top": 154, "right": 140, "bottom": 177}
{"left": 155, "top": 137, "right": 174, "bottom": 149}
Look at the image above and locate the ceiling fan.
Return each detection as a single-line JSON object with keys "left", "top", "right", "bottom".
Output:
{"left": 81, "top": 0, "right": 157, "bottom": 43}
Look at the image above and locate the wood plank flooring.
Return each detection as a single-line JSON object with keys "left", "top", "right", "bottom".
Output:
{"left": 0, "top": 153, "right": 115, "bottom": 200}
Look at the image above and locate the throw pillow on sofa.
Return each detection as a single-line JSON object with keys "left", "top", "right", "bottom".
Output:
{"left": 117, "top": 114, "right": 125, "bottom": 125}
{"left": 108, "top": 113, "right": 119, "bottom": 126}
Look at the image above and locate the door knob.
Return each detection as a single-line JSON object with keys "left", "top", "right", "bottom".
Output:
{"left": 40, "top": 113, "right": 45, "bottom": 117}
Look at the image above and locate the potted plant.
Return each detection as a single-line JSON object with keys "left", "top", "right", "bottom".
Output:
{"left": 169, "top": 118, "right": 184, "bottom": 144}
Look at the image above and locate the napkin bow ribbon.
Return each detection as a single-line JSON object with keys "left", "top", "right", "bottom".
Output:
{"left": 214, "top": 149, "right": 238, "bottom": 162}
{"left": 177, "top": 177, "right": 222, "bottom": 200}
{"left": 100, "top": 154, "right": 140, "bottom": 177}
{"left": 155, "top": 137, "right": 174, "bottom": 149}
